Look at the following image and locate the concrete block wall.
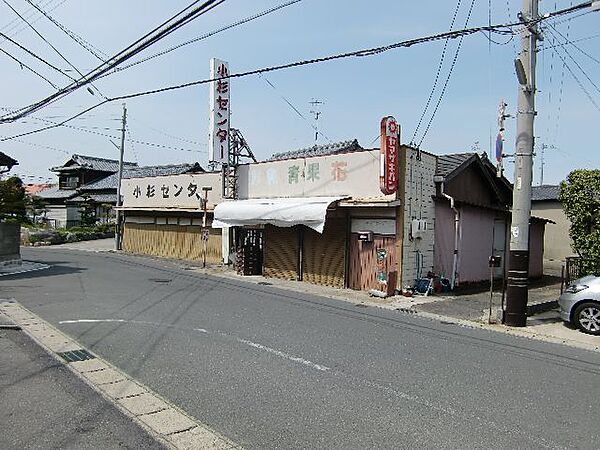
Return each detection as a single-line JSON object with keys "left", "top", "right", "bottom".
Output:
{"left": 0, "top": 222, "right": 21, "bottom": 266}
{"left": 401, "top": 149, "right": 436, "bottom": 287}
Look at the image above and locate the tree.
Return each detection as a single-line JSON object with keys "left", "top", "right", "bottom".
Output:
{"left": 0, "top": 176, "right": 28, "bottom": 223}
{"left": 27, "top": 195, "right": 48, "bottom": 223}
{"left": 560, "top": 170, "right": 600, "bottom": 274}
{"left": 78, "top": 193, "right": 97, "bottom": 227}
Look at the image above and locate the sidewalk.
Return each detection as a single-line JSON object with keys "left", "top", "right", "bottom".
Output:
{"left": 0, "top": 327, "right": 165, "bottom": 450}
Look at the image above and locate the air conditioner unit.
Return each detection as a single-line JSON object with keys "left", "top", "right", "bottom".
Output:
{"left": 411, "top": 219, "right": 428, "bottom": 239}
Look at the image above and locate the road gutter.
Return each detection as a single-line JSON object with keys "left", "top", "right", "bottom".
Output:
{"left": 0, "top": 299, "right": 242, "bottom": 450}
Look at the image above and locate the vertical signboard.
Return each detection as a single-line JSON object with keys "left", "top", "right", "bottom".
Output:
{"left": 208, "top": 58, "right": 230, "bottom": 163}
{"left": 380, "top": 116, "right": 399, "bottom": 195}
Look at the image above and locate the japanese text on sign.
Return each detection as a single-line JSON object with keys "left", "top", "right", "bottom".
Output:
{"left": 208, "top": 58, "right": 230, "bottom": 163}
{"left": 380, "top": 116, "right": 399, "bottom": 195}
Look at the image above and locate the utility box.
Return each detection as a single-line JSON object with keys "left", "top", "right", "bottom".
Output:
{"left": 411, "top": 219, "right": 428, "bottom": 239}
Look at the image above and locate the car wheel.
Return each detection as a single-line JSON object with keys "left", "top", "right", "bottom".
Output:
{"left": 573, "top": 302, "right": 600, "bottom": 335}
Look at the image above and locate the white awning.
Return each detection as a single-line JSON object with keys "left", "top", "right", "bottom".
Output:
{"left": 212, "top": 196, "right": 347, "bottom": 233}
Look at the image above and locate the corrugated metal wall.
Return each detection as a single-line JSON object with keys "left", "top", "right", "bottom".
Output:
{"left": 263, "top": 225, "right": 299, "bottom": 281}
{"left": 122, "top": 223, "right": 222, "bottom": 263}
{"left": 348, "top": 234, "right": 397, "bottom": 291}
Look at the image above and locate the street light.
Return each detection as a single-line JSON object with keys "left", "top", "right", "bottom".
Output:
{"left": 201, "top": 186, "right": 212, "bottom": 268}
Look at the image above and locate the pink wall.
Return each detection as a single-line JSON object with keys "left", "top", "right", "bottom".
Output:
{"left": 434, "top": 201, "right": 455, "bottom": 280}
{"left": 458, "top": 206, "right": 497, "bottom": 283}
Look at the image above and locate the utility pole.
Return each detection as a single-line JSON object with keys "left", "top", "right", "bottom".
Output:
{"left": 504, "top": 0, "right": 538, "bottom": 327}
{"left": 309, "top": 98, "right": 323, "bottom": 142}
{"left": 115, "top": 103, "right": 127, "bottom": 251}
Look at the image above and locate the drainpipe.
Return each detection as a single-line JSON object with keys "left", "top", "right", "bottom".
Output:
{"left": 435, "top": 176, "right": 459, "bottom": 290}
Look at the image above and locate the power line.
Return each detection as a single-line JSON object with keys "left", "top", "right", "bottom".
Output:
{"left": 23, "top": 0, "right": 108, "bottom": 62}
{"left": 0, "top": 0, "right": 60, "bottom": 35}
{"left": 417, "top": 0, "right": 477, "bottom": 148}
{"left": 259, "top": 74, "right": 333, "bottom": 143}
{"left": 546, "top": 21, "right": 600, "bottom": 65}
{"left": 1, "top": 0, "right": 105, "bottom": 97}
{"left": 0, "top": 46, "right": 59, "bottom": 88}
{"left": 103, "top": 0, "right": 303, "bottom": 78}
{"left": 546, "top": 26, "right": 600, "bottom": 95}
{"left": 547, "top": 31, "right": 600, "bottom": 113}
{"left": 410, "top": 0, "right": 464, "bottom": 145}
{"left": 1, "top": 1, "right": 595, "bottom": 143}
{"left": 0, "top": 31, "right": 75, "bottom": 79}
{"left": 0, "top": 0, "right": 227, "bottom": 123}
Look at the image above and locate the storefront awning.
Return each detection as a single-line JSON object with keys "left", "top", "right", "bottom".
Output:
{"left": 212, "top": 196, "right": 347, "bottom": 233}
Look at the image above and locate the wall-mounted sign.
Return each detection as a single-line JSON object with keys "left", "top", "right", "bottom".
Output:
{"left": 380, "top": 116, "right": 399, "bottom": 195}
{"left": 208, "top": 58, "right": 230, "bottom": 163}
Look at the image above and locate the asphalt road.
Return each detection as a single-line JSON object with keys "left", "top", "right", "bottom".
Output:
{"left": 0, "top": 328, "right": 165, "bottom": 450}
{"left": 3, "top": 247, "right": 600, "bottom": 449}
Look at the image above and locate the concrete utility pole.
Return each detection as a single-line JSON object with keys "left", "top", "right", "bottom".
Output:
{"left": 505, "top": 0, "right": 538, "bottom": 327}
{"left": 115, "top": 103, "right": 127, "bottom": 251}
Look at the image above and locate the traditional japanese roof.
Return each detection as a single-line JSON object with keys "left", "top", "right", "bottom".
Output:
{"left": 67, "top": 193, "right": 118, "bottom": 204}
{"left": 269, "top": 139, "right": 363, "bottom": 161}
{"left": 50, "top": 154, "right": 137, "bottom": 173}
{"left": 37, "top": 185, "right": 79, "bottom": 200}
{"left": 0, "top": 151, "right": 18, "bottom": 171}
{"left": 435, "top": 153, "right": 475, "bottom": 178}
{"left": 531, "top": 184, "right": 560, "bottom": 201}
{"left": 80, "top": 163, "right": 203, "bottom": 191}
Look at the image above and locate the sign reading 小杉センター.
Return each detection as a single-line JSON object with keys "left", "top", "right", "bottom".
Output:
{"left": 208, "top": 58, "right": 230, "bottom": 163}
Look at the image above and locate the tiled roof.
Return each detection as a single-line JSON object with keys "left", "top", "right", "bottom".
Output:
{"left": 37, "top": 185, "right": 79, "bottom": 199}
{"left": 51, "top": 154, "right": 137, "bottom": 172}
{"left": 269, "top": 139, "right": 363, "bottom": 161}
{"left": 532, "top": 184, "right": 560, "bottom": 201}
{"left": 435, "top": 153, "right": 475, "bottom": 177}
{"left": 25, "top": 183, "right": 52, "bottom": 195}
{"left": 80, "top": 163, "right": 201, "bottom": 191}
{"left": 67, "top": 193, "right": 118, "bottom": 203}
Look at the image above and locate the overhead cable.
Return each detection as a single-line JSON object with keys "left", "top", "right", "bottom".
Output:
{"left": 417, "top": 0, "right": 478, "bottom": 148}
{"left": 0, "top": 0, "right": 226, "bottom": 123}
{"left": 0, "top": 46, "right": 59, "bottom": 88}
{"left": 23, "top": 0, "right": 108, "bottom": 62}
{"left": 1, "top": 0, "right": 596, "bottom": 142}
{"left": 103, "top": 0, "right": 303, "bottom": 78}
{"left": 411, "top": 0, "right": 464, "bottom": 145}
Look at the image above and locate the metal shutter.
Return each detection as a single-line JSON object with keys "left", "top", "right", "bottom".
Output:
{"left": 263, "top": 225, "right": 299, "bottom": 281}
{"left": 303, "top": 218, "right": 346, "bottom": 288}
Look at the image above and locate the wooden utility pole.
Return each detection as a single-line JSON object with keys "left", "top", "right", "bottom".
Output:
{"left": 115, "top": 103, "right": 127, "bottom": 251}
{"left": 505, "top": 0, "right": 538, "bottom": 327}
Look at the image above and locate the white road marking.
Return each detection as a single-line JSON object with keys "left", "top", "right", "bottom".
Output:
{"left": 236, "top": 338, "right": 330, "bottom": 372}
{"left": 60, "top": 319, "right": 126, "bottom": 324}
{"left": 58, "top": 318, "right": 330, "bottom": 372}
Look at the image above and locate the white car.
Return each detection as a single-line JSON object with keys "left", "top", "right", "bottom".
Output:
{"left": 558, "top": 275, "right": 600, "bottom": 335}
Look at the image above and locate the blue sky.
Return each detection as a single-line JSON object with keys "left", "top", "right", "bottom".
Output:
{"left": 1, "top": 0, "right": 598, "bottom": 185}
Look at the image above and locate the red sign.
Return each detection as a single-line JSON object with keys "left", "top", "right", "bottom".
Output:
{"left": 380, "top": 116, "right": 399, "bottom": 195}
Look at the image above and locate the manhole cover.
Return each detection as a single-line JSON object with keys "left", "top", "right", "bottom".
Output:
{"left": 57, "top": 349, "right": 96, "bottom": 363}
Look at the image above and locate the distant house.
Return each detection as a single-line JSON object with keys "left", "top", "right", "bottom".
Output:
{"left": 38, "top": 154, "right": 137, "bottom": 227}
{"left": 37, "top": 154, "right": 202, "bottom": 227}
{"left": 433, "top": 152, "right": 548, "bottom": 285}
{"left": 0, "top": 151, "right": 18, "bottom": 174}
{"left": 68, "top": 163, "right": 204, "bottom": 222}
{"left": 531, "top": 184, "right": 573, "bottom": 262}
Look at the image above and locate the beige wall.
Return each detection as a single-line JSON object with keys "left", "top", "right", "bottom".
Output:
{"left": 531, "top": 201, "right": 574, "bottom": 261}
{"left": 237, "top": 150, "right": 396, "bottom": 200}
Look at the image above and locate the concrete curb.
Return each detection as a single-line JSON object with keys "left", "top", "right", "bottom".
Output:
{"left": 0, "top": 299, "right": 242, "bottom": 450}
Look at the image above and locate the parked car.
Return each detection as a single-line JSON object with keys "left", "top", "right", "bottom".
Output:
{"left": 559, "top": 275, "right": 600, "bottom": 335}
